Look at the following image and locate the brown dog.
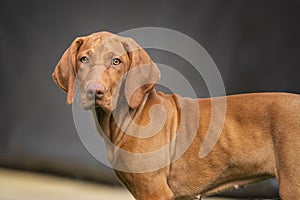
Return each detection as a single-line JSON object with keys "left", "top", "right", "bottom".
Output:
{"left": 52, "top": 31, "right": 300, "bottom": 199}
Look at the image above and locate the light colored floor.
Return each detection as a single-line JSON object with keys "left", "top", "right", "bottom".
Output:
{"left": 0, "top": 168, "right": 231, "bottom": 200}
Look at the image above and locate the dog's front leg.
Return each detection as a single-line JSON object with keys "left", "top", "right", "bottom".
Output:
{"left": 133, "top": 187, "right": 174, "bottom": 200}
{"left": 125, "top": 181, "right": 174, "bottom": 200}
{"left": 129, "top": 179, "right": 175, "bottom": 200}
{"left": 116, "top": 171, "right": 175, "bottom": 200}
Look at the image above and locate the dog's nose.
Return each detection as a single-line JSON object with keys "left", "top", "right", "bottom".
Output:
{"left": 86, "top": 83, "right": 105, "bottom": 100}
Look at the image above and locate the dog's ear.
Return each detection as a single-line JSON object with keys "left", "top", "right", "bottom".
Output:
{"left": 52, "top": 37, "right": 86, "bottom": 105}
{"left": 121, "top": 37, "right": 160, "bottom": 109}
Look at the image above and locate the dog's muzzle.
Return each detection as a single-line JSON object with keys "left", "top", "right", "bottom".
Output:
{"left": 86, "top": 83, "right": 106, "bottom": 100}
{"left": 83, "top": 83, "right": 107, "bottom": 109}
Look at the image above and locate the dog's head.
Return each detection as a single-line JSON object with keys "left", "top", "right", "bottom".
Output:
{"left": 52, "top": 32, "right": 160, "bottom": 111}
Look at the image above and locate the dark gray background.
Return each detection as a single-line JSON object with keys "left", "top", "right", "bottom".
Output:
{"left": 1, "top": 0, "right": 299, "bottom": 198}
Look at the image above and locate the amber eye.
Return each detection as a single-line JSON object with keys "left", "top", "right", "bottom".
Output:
{"left": 111, "top": 58, "right": 121, "bottom": 66}
{"left": 80, "top": 56, "right": 89, "bottom": 63}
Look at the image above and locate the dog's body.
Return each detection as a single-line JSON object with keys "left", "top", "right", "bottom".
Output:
{"left": 53, "top": 32, "right": 300, "bottom": 199}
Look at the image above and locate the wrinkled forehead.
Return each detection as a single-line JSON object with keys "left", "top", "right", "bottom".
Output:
{"left": 78, "top": 33, "right": 126, "bottom": 57}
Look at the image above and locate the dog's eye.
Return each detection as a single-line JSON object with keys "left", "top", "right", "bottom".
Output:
{"left": 80, "top": 56, "right": 89, "bottom": 63}
{"left": 111, "top": 58, "right": 121, "bottom": 66}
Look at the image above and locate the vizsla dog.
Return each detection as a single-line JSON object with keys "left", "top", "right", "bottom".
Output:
{"left": 52, "top": 31, "right": 300, "bottom": 199}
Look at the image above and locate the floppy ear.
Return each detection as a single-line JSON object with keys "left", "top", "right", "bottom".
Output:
{"left": 52, "top": 37, "right": 85, "bottom": 105}
{"left": 122, "top": 38, "right": 160, "bottom": 109}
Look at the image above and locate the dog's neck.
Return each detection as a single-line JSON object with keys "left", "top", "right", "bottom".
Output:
{"left": 93, "top": 90, "right": 152, "bottom": 145}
